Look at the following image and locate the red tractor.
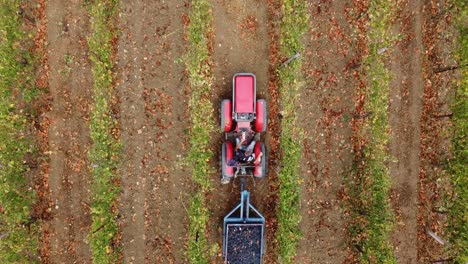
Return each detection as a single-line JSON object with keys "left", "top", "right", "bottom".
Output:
{"left": 220, "top": 73, "right": 268, "bottom": 184}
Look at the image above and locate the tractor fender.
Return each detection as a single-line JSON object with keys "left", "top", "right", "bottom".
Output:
{"left": 254, "top": 143, "right": 266, "bottom": 178}
{"left": 223, "top": 142, "right": 234, "bottom": 177}
{"left": 255, "top": 99, "right": 267, "bottom": 132}
{"left": 221, "top": 99, "right": 232, "bottom": 132}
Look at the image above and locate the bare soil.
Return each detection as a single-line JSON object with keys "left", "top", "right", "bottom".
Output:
{"left": 417, "top": 0, "right": 458, "bottom": 262}
{"left": 296, "top": 1, "right": 356, "bottom": 263}
{"left": 115, "top": 1, "right": 191, "bottom": 263}
{"left": 388, "top": 1, "right": 425, "bottom": 263}
{"left": 42, "top": 0, "right": 94, "bottom": 263}
{"left": 31, "top": 0, "right": 54, "bottom": 262}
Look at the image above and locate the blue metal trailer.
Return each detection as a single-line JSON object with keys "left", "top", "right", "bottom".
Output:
{"left": 223, "top": 190, "right": 265, "bottom": 264}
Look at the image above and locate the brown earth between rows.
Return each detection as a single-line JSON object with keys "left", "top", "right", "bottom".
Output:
{"left": 388, "top": 0, "right": 424, "bottom": 262}
{"left": 41, "top": 0, "right": 94, "bottom": 263}
{"left": 417, "top": 0, "right": 458, "bottom": 262}
{"left": 115, "top": 1, "right": 191, "bottom": 263}
{"left": 296, "top": 1, "right": 356, "bottom": 263}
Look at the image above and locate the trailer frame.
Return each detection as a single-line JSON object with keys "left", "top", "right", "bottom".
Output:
{"left": 223, "top": 187, "right": 265, "bottom": 263}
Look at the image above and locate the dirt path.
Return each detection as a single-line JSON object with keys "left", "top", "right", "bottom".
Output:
{"left": 115, "top": 1, "right": 147, "bottom": 262}
{"left": 140, "top": 1, "right": 190, "bottom": 263}
{"left": 417, "top": 0, "right": 457, "bottom": 262}
{"left": 32, "top": 0, "right": 53, "bottom": 261}
{"left": 44, "top": 0, "right": 93, "bottom": 262}
{"left": 388, "top": 0, "right": 424, "bottom": 263}
{"left": 296, "top": 1, "right": 356, "bottom": 263}
{"left": 208, "top": 0, "right": 275, "bottom": 262}
{"left": 116, "top": 1, "right": 190, "bottom": 263}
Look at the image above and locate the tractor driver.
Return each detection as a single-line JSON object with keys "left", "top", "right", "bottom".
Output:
{"left": 232, "top": 131, "right": 263, "bottom": 165}
{"left": 235, "top": 131, "right": 255, "bottom": 153}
